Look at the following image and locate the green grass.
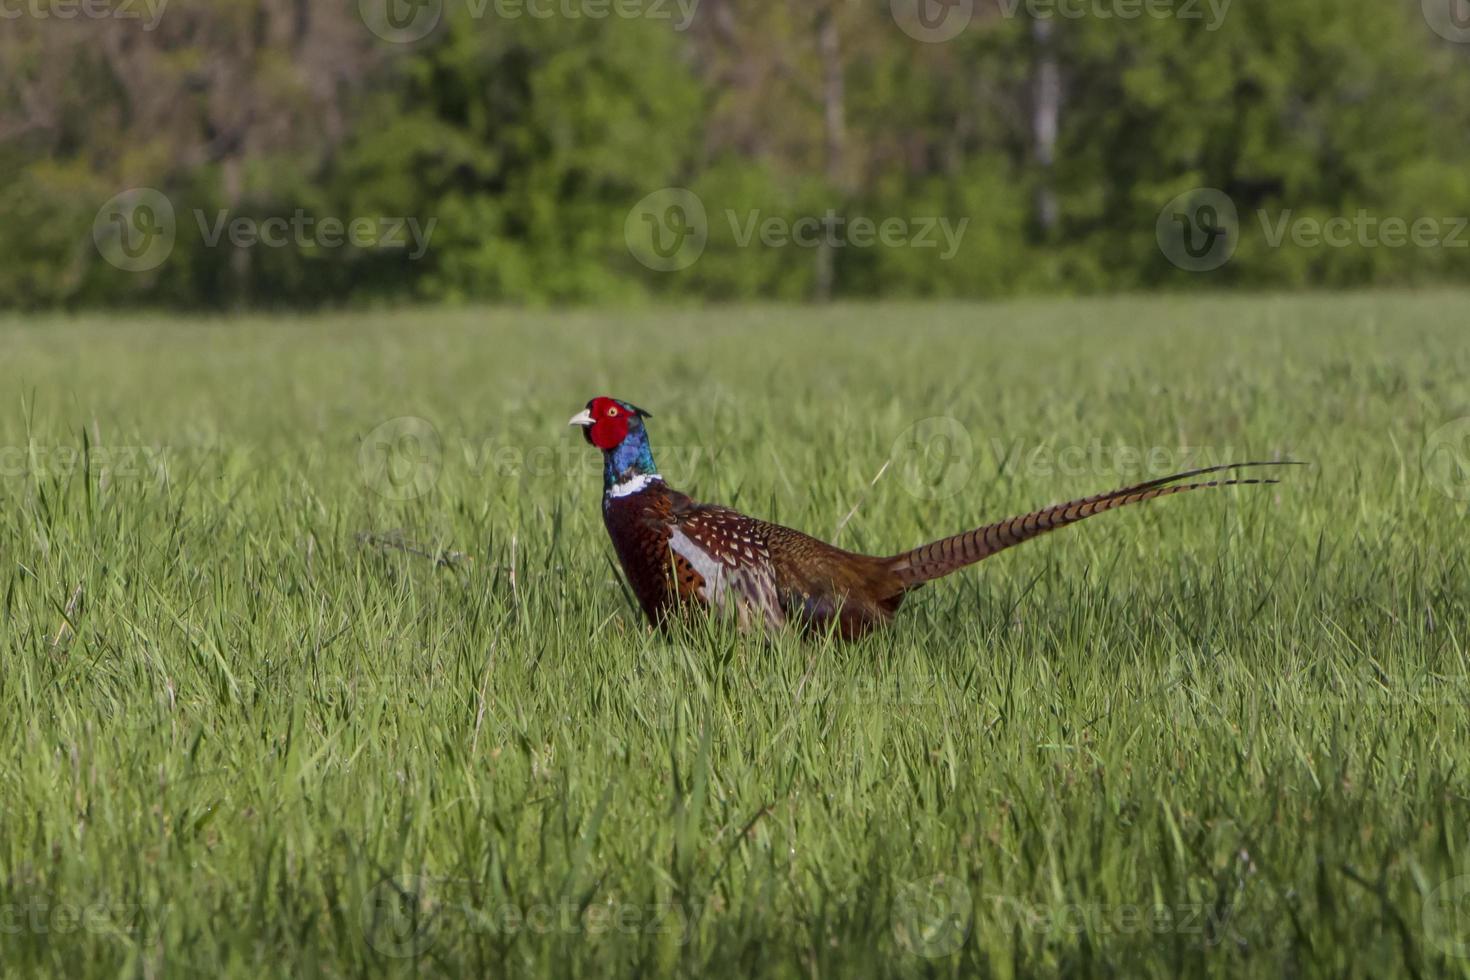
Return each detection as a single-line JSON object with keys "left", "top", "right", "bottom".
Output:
{"left": 2, "top": 292, "right": 1468, "bottom": 978}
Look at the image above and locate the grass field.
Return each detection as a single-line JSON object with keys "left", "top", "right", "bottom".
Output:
{"left": 2, "top": 292, "right": 1468, "bottom": 978}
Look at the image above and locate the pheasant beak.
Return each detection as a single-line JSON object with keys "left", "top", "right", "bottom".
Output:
{"left": 568, "top": 409, "right": 594, "bottom": 428}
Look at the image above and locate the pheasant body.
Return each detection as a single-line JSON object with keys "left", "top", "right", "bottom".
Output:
{"left": 572, "top": 397, "right": 1289, "bottom": 641}
{"left": 602, "top": 480, "right": 905, "bottom": 639}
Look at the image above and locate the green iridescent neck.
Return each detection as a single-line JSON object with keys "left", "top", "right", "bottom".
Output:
{"left": 603, "top": 423, "right": 660, "bottom": 492}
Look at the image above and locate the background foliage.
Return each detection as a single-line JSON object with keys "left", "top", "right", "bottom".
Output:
{"left": 3, "top": 0, "right": 1468, "bottom": 309}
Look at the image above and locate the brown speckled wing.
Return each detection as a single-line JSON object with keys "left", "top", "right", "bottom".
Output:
{"left": 668, "top": 506, "right": 785, "bottom": 632}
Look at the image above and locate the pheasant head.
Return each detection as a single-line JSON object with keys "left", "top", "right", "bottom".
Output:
{"left": 568, "top": 396, "right": 659, "bottom": 496}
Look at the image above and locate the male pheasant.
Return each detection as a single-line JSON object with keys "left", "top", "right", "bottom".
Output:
{"left": 571, "top": 396, "right": 1289, "bottom": 641}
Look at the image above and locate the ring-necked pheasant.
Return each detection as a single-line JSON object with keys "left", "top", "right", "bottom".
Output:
{"left": 571, "top": 396, "right": 1290, "bottom": 640}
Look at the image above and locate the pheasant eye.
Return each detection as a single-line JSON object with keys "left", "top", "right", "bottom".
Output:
{"left": 607, "top": 406, "right": 619, "bottom": 417}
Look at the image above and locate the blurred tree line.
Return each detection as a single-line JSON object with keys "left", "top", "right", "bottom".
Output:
{"left": 2, "top": 0, "right": 1467, "bottom": 309}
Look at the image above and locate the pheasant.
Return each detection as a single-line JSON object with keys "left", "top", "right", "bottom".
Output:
{"left": 570, "top": 396, "right": 1290, "bottom": 641}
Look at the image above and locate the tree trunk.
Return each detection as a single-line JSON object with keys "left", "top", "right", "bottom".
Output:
{"left": 1031, "top": 16, "right": 1060, "bottom": 238}
{"left": 815, "top": 7, "right": 846, "bottom": 302}
{"left": 223, "top": 154, "right": 250, "bottom": 310}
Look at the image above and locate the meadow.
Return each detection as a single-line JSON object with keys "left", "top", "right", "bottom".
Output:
{"left": 1, "top": 292, "right": 1467, "bottom": 977}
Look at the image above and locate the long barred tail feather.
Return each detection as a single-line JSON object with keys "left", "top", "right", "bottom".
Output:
{"left": 886, "top": 461, "right": 1298, "bottom": 588}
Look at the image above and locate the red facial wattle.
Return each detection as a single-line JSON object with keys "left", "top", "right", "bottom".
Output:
{"left": 584, "top": 397, "right": 631, "bottom": 449}
{"left": 589, "top": 413, "right": 629, "bottom": 449}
